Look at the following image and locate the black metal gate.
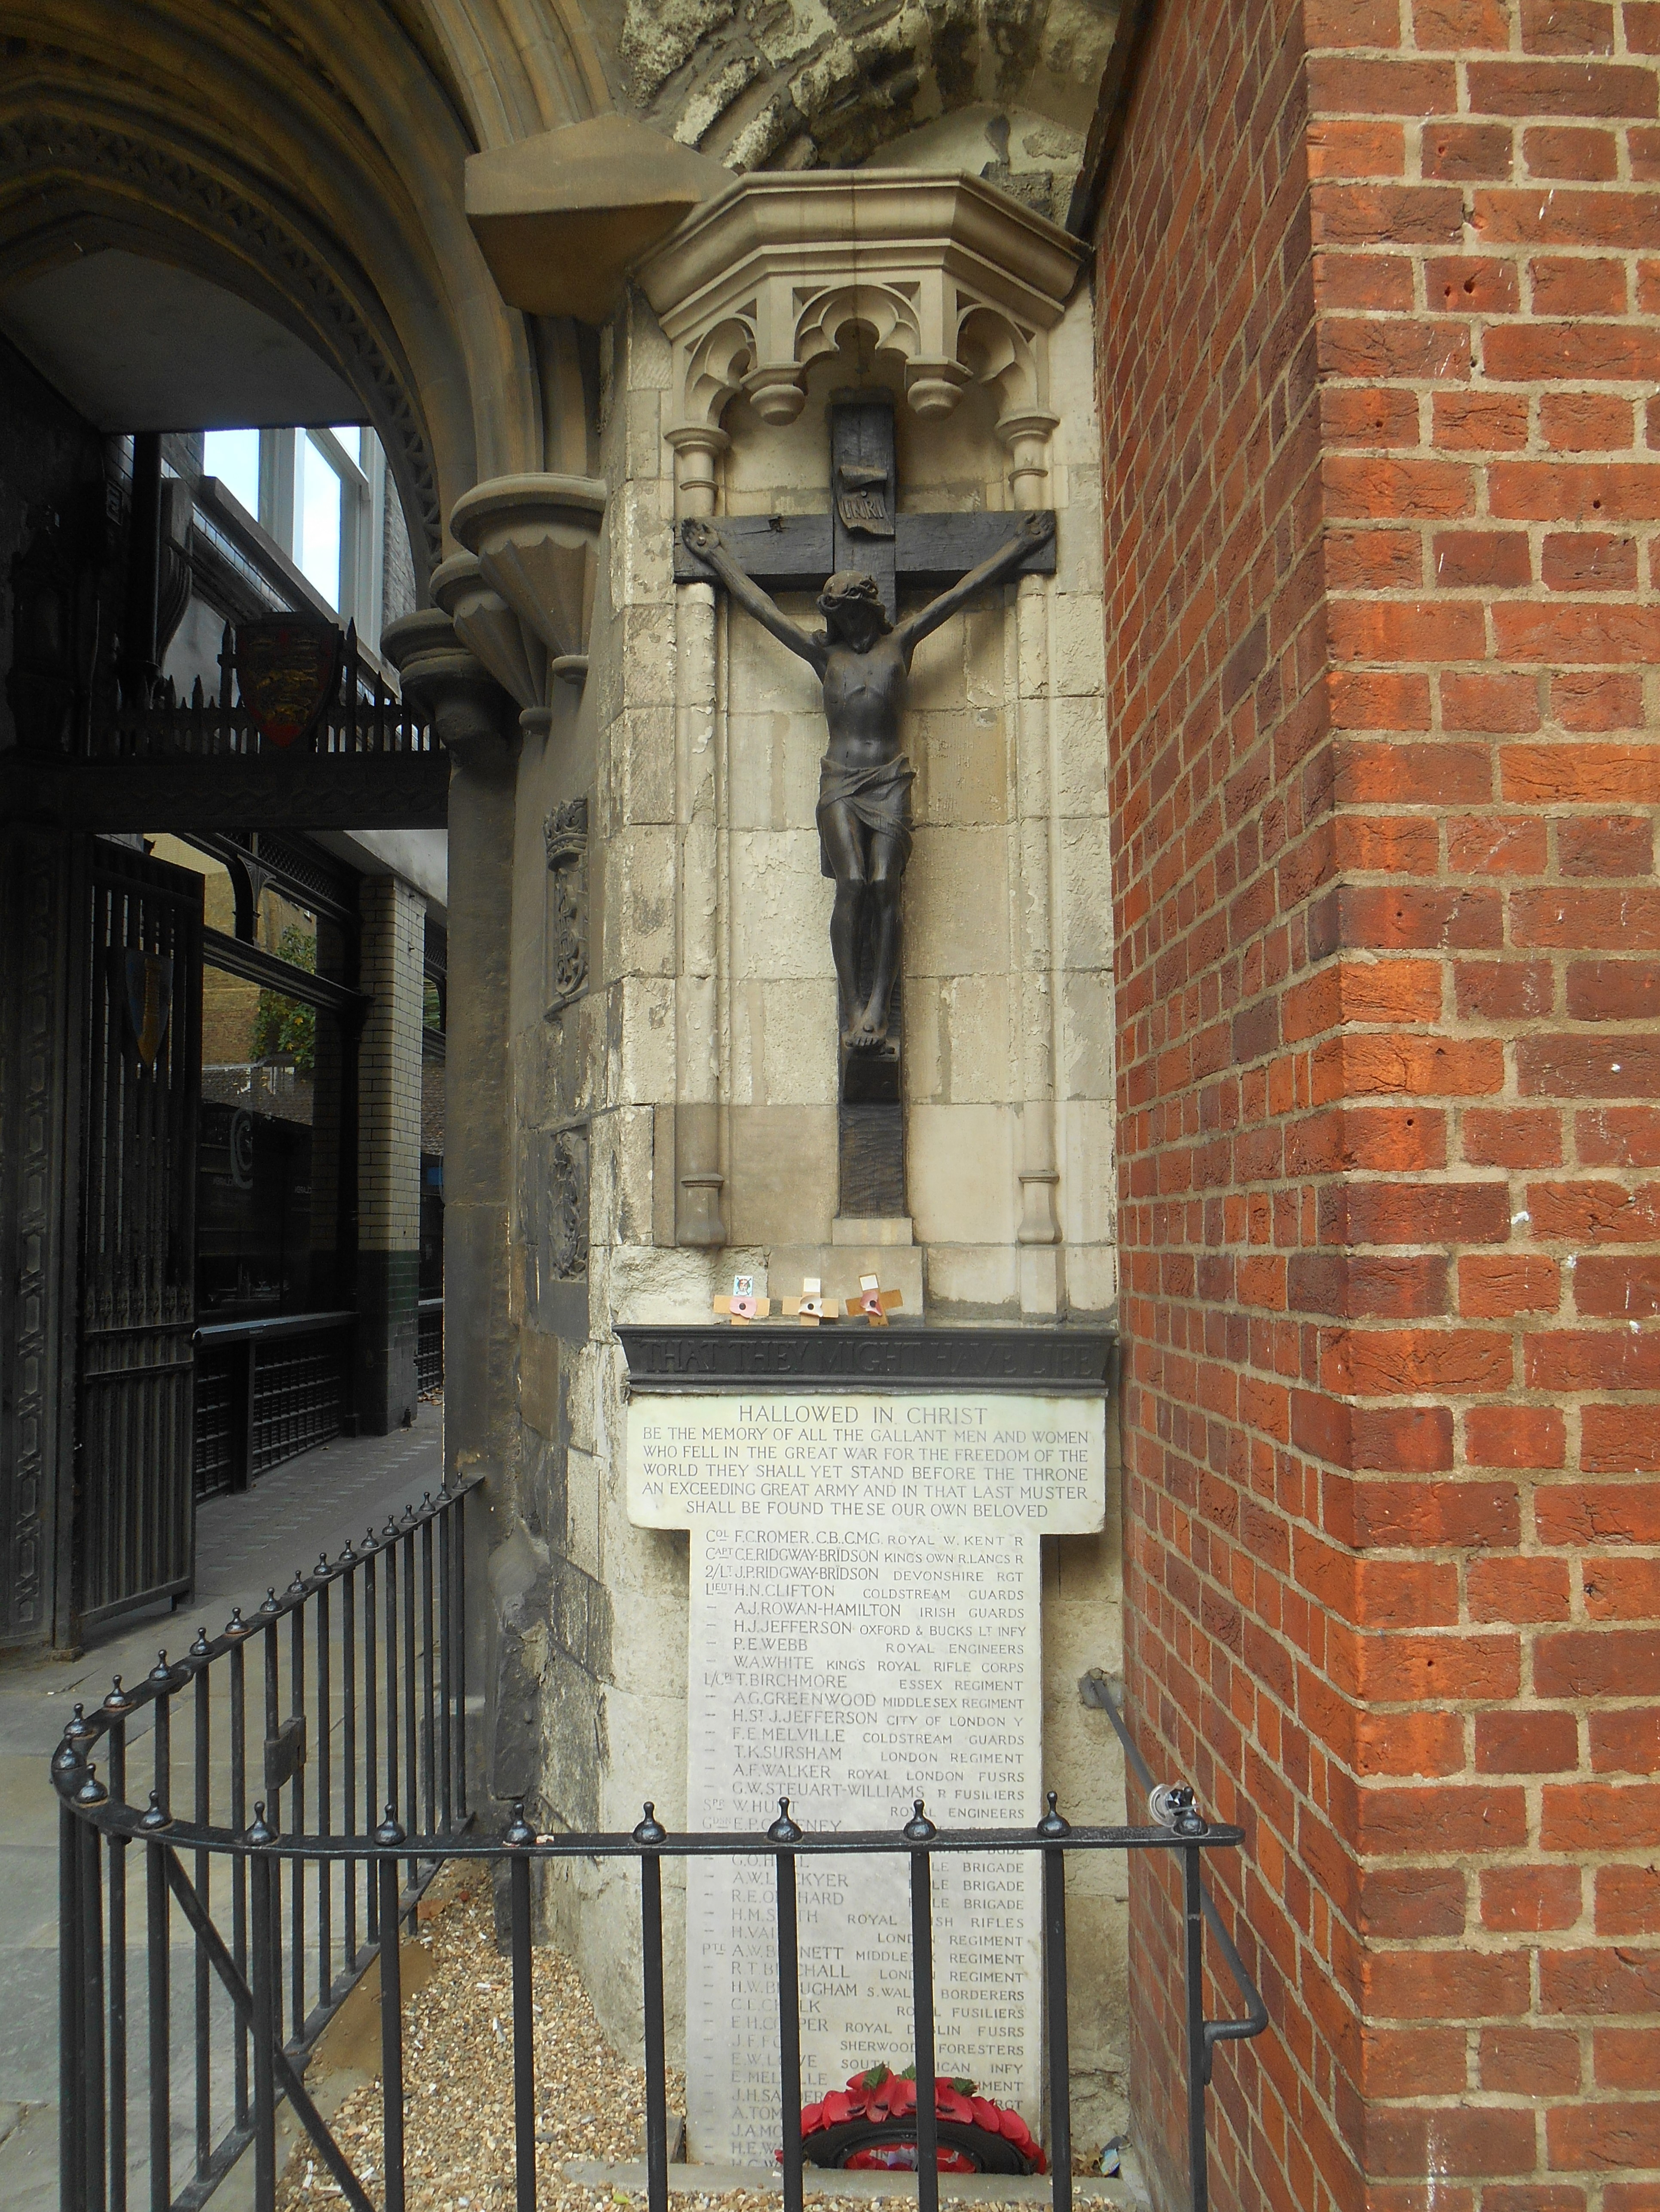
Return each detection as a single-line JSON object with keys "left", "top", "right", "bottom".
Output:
{"left": 74, "top": 842, "right": 204, "bottom": 1631}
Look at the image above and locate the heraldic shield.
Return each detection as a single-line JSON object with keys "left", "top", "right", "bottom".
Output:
{"left": 116, "top": 948, "right": 175, "bottom": 1071}
{"left": 235, "top": 614, "right": 342, "bottom": 748}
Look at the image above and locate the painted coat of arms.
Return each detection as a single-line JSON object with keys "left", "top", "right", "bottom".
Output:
{"left": 116, "top": 949, "right": 174, "bottom": 1071}
{"left": 235, "top": 616, "right": 342, "bottom": 748}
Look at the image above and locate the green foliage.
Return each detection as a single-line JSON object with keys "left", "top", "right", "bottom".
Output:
{"left": 251, "top": 924, "right": 317, "bottom": 1075}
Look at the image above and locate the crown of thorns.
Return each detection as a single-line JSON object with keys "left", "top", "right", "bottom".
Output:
{"left": 816, "top": 571, "right": 891, "bottom": 629}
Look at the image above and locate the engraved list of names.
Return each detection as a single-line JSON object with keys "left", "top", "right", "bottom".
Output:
{"left": 627, "top": 1391, "right": 1105, "bottom": 2166}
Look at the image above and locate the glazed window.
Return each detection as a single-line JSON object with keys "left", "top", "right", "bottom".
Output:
{"left": 202, "top": 424, "right": 390, "bottom": 646}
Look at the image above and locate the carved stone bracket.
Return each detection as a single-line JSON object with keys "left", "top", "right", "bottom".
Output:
{"left": 449, "top": 473, "right": 606, "bottom": 670}
{"left": 429, "top": 554, "right": 547, "bottom": 717}
{"left": 638, "top": 171, "right": 1087, "bottom": 440}
{"left": 543, "top": 796, "right": 589, "bottom": 1015}
{"left": 379, "top": 608, "right": 513, "bottom": 751}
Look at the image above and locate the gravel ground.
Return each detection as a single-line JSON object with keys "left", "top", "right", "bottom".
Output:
{"left": 277, "top": 1872, "right": 920, "bottom": 2212}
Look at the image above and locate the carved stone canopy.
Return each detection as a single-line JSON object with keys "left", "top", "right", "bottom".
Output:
{"left": 636, "top": 171, "right": 1088, "bottom": 439}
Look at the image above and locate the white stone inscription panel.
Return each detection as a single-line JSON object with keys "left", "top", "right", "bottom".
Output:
{"left": 627, "top": 1392, "right": 1105, "bottom": 2167}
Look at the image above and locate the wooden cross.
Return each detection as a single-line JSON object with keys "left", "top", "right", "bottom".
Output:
{"left": 671, "top": 387, "right": 1055, "bottom": 621}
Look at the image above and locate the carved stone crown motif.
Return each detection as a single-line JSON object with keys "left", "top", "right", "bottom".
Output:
{"left": 544, "top": 795, "right": 588, "bottom": 867}
{"left": 544, "top": 795, "right": 590, "bottom": 1014}
{"left": 637, "top": 171, "right": 1087, "bottom": 438}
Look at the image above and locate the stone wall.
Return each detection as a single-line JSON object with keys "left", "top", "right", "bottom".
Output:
{"left": 600, "top": 0, "right": 1121, "bottom": 214}
{"left": 1102, "top": 2, "right": 1660, "bottom": 2208}
{"left": 498, "top": 256, "right": 1129, "bottom": 2133}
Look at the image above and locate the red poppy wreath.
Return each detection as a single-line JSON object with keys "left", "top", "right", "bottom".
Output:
{"left": 788, "top": 2064, "right": 1048, "bottom": 2175}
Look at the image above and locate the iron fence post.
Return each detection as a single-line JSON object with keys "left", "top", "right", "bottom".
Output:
{"left": 507, "top": 1807, "right": 537, "bottom": 2212}
{"left": 376, "top": 1815, "right": 407, "bottom": 2212}
{"left": 248, "top": 1816, "right": 276, "bottom": 2212}
{"left": 1183, "top": 1842, "right": 1208, "bottom": 2212}
{"left": 1040, "top": 1796, "right": 1073, "bottom": 2212}
{"left": 770, "top": 1800, "right": 804, "bottom": 2212}
{"left": 60, "top": 1797, "right": 85, "bottom": 2212}
{"left": 635, "top": 1805, "right": 669, "bottom": 2212}
{"left": 906, "top": 1802, "right": 938, "bottom": 2212}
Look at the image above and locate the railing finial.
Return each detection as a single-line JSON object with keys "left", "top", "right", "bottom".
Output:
{"left": 246, "top": 1801, "right": 276, "bottom": 1845}
{"left": 903, "top": 1799, "right": 936, "bottom": 1842}
{"left": 376, "top": 1804, "right": 407, "bottom": 1847}
{"left": 767, "top": 1797, "right": 803, "bottom": 1843}
{"left": 504, "top": 1799, "right": 536, "bottom": 1846}
{"left": 633, "top": 1802, "right": 668, "bottom": 1845}
{"left": 1037, "top": 1790, "right": 1070, "bottom": 1838}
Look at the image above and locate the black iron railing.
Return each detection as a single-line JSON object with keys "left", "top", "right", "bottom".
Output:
{"left": 84, "top": 622, "right": 435, "bottom": 762}
{"left": 55, "top": 1524, "right": 1264, "bottom": 2212}
{"left": 54, "top": 1476, "right": 477, "bottom": 2212}
{"left": 194, "top": 1314, "right": 355, "bottom": 1498}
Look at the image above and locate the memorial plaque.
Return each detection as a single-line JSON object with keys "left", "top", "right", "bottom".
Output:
{"left": 627, "top": 1390, "right": 1106, "bottom": 2166}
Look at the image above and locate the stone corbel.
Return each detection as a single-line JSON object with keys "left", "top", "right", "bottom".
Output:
{"left": 431, "top": 554, "right": 547, "bottom": 722}
{"left": 449, "top": 475, "right": 607, "bottom": 692}
{"left": 998, "top": 411, "right": 1061, "bottom": 510}
{"left": 380, "top": 608, "right": 515, "bottom": 753}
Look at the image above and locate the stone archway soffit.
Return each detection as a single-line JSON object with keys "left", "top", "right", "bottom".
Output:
{"left": 411, "top": 0, "right": 614, "bottom": 144}
{"left": 10, "top": 5, "right": 488, "bottom": 317}
{"left": 0, "top": 106, "right": 446, "bottom": 573}
{"left": 7, "top": 11, "right": 547, "bottom": 491}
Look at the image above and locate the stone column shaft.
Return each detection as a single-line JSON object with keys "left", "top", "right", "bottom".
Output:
{"left": 668, "top": 426, "right": 728, "bottom": 1246}
{"left": 1007, "top": 424, "right": 1064, "bottom": 1314}
{"left": 355, "top": 875, "right": 425, "bottom": 1431}
{"left": 443, "top": 737, "right": 518, "bottom": 1478}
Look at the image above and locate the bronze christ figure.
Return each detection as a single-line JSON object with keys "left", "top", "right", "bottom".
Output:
{"left": 682, "top": 510, "right": 1054, "bottom": 1051}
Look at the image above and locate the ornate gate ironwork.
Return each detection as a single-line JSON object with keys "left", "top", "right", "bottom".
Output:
{"left": 75, "top": 842, "right": 204, "bottom": 1631}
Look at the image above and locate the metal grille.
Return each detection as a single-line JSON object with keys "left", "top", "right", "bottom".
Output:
{"left": 193, "top": 1344, "right": 238, "bottom": 1501}
{"left": 193, "top": 1318, "right": 353, "bottom": 1497}
{"left": 416, "top": 1299, "right": 443, "bottom": 1395}
{"left": 76, "top": 844, "right": 203, "bottom": 1629}
{"left": 251, "top": 1330, "right": 344, "bottom": 1476}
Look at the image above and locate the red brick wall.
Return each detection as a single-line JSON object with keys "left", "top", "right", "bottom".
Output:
{"left": 1100, "top": 3, "right": 1660, "bottom": 2209}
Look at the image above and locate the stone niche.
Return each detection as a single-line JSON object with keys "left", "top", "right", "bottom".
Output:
{"left": 494, "top": 168, "right": 1128, "bottom": 2150}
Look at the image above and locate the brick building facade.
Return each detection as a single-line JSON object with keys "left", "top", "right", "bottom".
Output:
{"left": 1100, "top": 3, "right": 1660, "bottom": 2205}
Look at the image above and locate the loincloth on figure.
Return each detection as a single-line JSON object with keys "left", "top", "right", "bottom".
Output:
{"left": 816, "top": 752, "right": 915, "bottom": 878}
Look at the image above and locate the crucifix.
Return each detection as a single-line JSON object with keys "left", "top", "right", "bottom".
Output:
{"left": 676, "top": 387, "right": 1055, "bottom": 1223}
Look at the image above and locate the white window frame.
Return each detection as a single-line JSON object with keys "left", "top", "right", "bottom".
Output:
{"left": 254, "top": 426, "right": 387, "bottom": 648}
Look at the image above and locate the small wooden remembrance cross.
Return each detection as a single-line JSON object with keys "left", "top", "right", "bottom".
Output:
{"left": 675, "top": 388, "right": 1055, "bottom": 1221}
